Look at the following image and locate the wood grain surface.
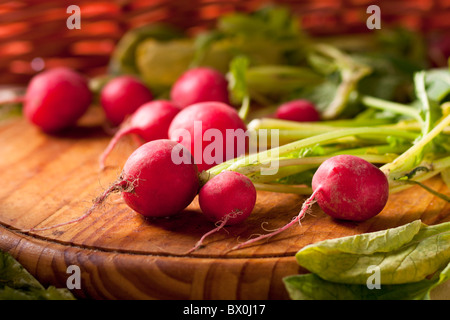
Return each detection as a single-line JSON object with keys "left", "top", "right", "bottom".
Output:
{"left": 0, "top": 107, "right": 449, "bottom": 300}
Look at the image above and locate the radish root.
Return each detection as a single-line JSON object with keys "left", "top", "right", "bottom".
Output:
{"left": 99, "top": 127, "right": 137, "bottom": 171}
{"left": 229, "top": 188, "right": 319, "bottom": 252}
{"left": 185, "top": 209, "right": 243, "bottom": 254}
{"left": 23, "top": 180, "right": 130, "bottom": 233}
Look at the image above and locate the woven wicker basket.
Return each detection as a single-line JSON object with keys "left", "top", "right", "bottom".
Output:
{"left": 1, "top": 0, "right": 450, "bottom": 86}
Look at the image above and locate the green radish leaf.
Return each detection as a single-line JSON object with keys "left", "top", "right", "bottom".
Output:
{"left": 0, "top": 251, "right": 42, "bottom": 290}
{"left": 109, "top": 23, "right": 185, "bottom": 76}
{"left": 295, "top": 220, "right": 450, "bottom": 284}
{"left": 217, "top": 5, "right": 303, "bottom": 43}
{"left": 415, "top": 71, "right": 443, "bottom": 136}
{"left": 0, "top": 250, "right": 75, "bottom": 300}
{"left": 191, "top": 30, "right": 225, "bottom": 68}
{"left": 379, "top": 70, "right": 450, "bottom": 180}
{"left": 227, "top": 55, "right": 250, "bottom": 106}
{"left": 227, "top": 55, "right": 252, "bottom": 120}
{"left": 245, "top": 65, "right": 324, "bottom": 102}
{"left": 424, "top": 68, "right": 450, "bottom": 103}
{"left": 283, "top": 262, "right": 450, "bottom": 300}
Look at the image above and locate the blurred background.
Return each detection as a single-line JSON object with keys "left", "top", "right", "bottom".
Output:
{"left": 1, "top": 0, "right": 450, "bottom": 86}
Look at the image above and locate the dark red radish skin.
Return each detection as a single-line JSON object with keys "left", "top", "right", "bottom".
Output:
{"left": 23, "top": 67, "right": 92, "bottom": 133}
{"left": 230, "top": 155, "right": 389, "bottom": 251}
{"left": 99, "top": 100, "right": 180, "bottom": 170}
{"left": 186, "top": 171, "right": 257, "bottom": 253}
{"left": 100, "top": 75, "right": 153, "bottom": 126}
{"left": 428, "top": 34, "right": 450, "bottom": 67}
{"left": 311, "top": 154, "right": 389, "bottom": 221}
{"left": 168, "top": 102, "right": 248, "bottom": 172}
{"left": 275, "top": 99, "right": 320, "bottom": 122}
{"left": 170, "top": 67, "right": 229, "bottom": 109}
{"left": 26, "top": 139, "right": 200, "bottom": 232}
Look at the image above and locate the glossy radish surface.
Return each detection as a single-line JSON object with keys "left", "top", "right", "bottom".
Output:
{"left": 99, "top": 100, "right": 180, "bottom": 170}
{"left": 121, "top": 139, "right": 200, "bottom": 217}
{"left": 170, "top": 67, "right": 229, "bottom": 109}
{"left": 100, "top": 75, "right": 153, "bottom": 126}
{"left": 199, "top": 171, "right": 257, "bottom": 225}
{"left": 275, "top": 99, "right": 320, "bottom": 122}
{"left": 168, "top": 102, "right": 248, "bottom": 172}
{"left": 187, "top": 171, "right": 257, "bottom": 253}
{"left": 24, "top": 67, "right": 92, "bottom": 133}
{"left": 311, "top": 154, "right": 389, "bottom": 221}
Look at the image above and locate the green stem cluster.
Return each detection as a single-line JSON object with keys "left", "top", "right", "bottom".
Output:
{"left": 204, "top": 93, "right": 450, "bottom": 200}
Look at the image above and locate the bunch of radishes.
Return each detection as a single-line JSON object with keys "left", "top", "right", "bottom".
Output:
{"left": 17, "top": 65, "right": 390, "bottom": 252}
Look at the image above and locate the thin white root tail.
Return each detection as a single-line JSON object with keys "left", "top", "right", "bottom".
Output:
{"left": 22, "top": 181, "right": 128, "bottom": 233}
{"left": 229, "top": 189, "right": 319, "bottom": 252}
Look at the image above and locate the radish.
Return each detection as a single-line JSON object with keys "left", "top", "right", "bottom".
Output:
{"left": 187, "top": 171, "right": 257, "bottom": 253}
{"left": 230, "top": 155, "right": 389, "bottom": 251}
{"left": 170, "top": 67, "right": 229, "bottom": 109}
{"left": 120, "top": 139, "right": 199, "bottom": 217}
{"left": 98, "top": 100, "right": 180, "bottom": 170}
{"left": 168, "top": 101, "right": 248, "bottom": 172}
{"left": 100, "top": 75, "right": 153, "bottom": 126}
{"left": 275, "top": 99, "right": 320, "bottom": 122}
{"left": 26, "top": 139, "right": 200, "bottom": 232}
{"left": 23, "top": 67, "right": 92, "bottom": 133}
{"left": 311, "top": 155, "right": 389, "bottom": 221}
{"left": 199, "top": 171, "right": 257, "bottom": 225}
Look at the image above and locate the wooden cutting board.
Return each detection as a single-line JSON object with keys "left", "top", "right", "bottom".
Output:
{"left": 0, "top": 107, "right": 449, "bottom": 300}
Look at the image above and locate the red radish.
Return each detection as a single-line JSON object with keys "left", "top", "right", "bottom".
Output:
{"left": 187, "top": 171, "right": 257, "bottom": 253}
{"left": 170, "top": 67, "right": 229, "bottom": 109}
{"left": 26, "top": 140, "right": 200, "bottom": 232}
{"left": 99, "top": 100, "right": 180, "bottom": 170}
{"left": 100, "top": 75, "right": 153, "bottom": 126}
{"left": 168, "top": 102, "right": 248, "bottom": 172}
{"left": 199, "top": 171, "right": 257, "bottom": 225}
{"left": 120, "top": 139, "right": 199, "bottom": 217}
{"left": 275, "top": 99, "right": 320, "bottom": 122}
{"left": 311, "top": 154, "right": 389, "bottom": 221}
{"left": 23, "top": 67, "right": 92, "bottom": 133}
{"left": 230, "top": 155, "right": 389, "bottom": 251}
